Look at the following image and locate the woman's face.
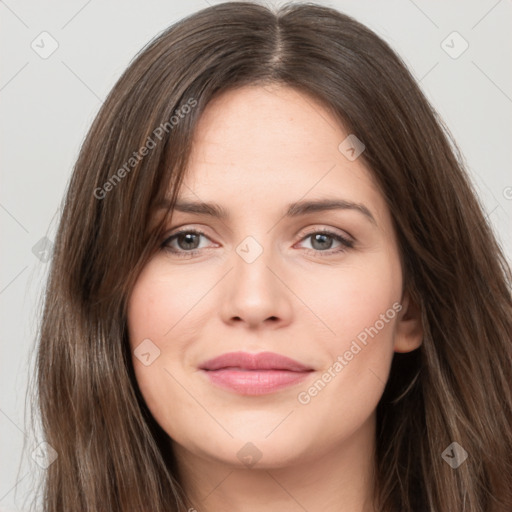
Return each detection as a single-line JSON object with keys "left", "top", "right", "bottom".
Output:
{"left": 127, "top": 84, "right": 422, "bottom": 470}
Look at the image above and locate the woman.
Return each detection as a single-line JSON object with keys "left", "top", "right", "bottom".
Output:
{"left": 32, "top": 2, "right": 512, "bottom": 511}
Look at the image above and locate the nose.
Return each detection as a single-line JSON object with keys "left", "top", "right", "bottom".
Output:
{"left": 219, "top": 239, "right": 294, "bottom": 329}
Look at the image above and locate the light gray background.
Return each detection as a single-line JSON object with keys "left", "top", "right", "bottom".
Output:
{"left": 1, "top": 0, "right": 511, "bottom": 510}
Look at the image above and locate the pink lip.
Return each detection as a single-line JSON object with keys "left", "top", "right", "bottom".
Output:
{"left": 199, "top": 351, "right": 314, "bottom": 395}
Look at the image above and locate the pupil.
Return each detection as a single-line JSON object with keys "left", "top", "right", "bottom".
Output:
{"left": 179, "top": 233, "right": 199, "bottom": 250}
{"left": 312, "top": 233, "right": 332, "bottom": 250}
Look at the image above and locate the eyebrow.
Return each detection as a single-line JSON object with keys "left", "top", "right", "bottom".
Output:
{"left": 159, "top": 198, "right": 377, "bottom": 225}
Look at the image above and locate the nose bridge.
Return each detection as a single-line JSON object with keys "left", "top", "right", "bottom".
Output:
{"left": 232, "top": 234, "right": 277, "bottom": 296}
{"left": 220, "top": 232, "right": 291, "bottom": 325}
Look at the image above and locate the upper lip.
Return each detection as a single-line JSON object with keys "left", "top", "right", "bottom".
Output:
{"left": 199, "top": 351, "right": 313, "bottom": 371}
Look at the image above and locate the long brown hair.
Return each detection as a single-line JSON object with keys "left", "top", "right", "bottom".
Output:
{"left": 29, "top": 2, "right": 512, "bottom": 511}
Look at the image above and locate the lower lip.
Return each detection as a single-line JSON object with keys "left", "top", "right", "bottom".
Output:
{"left": 201, "top": 369, "right": 313, "bottom": 395}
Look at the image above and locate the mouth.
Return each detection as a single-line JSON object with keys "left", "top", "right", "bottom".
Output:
{"left": 199, "top": 351, "right": 314, "bottom": 395}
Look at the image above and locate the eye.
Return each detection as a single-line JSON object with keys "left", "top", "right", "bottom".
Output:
{"left": 161, "top": 228, "right": 214, "bottom": 258}
{"left": 296, "top": 229, "right": 354, "bottom": 257}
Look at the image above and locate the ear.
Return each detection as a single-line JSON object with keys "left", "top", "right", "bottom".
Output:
{"left": 393, "top": 290, "right": 423, "bottom": 353}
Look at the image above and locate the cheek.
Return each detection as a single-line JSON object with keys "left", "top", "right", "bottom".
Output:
{"left": 125, "top": 260, "right": 201, "bottom": 425}
{"left": 331, "top": 268, "right": 400, "bottom": 347}
{"left": 292, "top": 256, "right": 401, "bottom": 436}
{"left": 126, "top": 255, "right": 238, "bottom": 443}
{"left": 127, "top": 258, "right": 209, "bottom": 350}
{"left": 295, "top": 248, "right": 402, "bottom": 351}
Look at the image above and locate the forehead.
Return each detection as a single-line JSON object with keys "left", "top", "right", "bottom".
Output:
{"left": 188, "top": 84, "right": 348, "bottom": 171}
{"left": 171, "top": 84, "right": 388, "bottom": 229}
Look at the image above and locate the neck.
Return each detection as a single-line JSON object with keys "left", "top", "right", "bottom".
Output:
{"left": 171, "top": 413, "right": 378, "bottom": 512}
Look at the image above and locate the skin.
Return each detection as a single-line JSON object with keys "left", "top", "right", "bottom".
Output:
{"left": 126, "top": 84, "right": 423, "bottom": 512}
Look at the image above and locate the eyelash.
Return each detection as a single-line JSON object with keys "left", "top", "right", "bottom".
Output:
{"left": 161, "top": 227, "right": 354, "bottom": 259}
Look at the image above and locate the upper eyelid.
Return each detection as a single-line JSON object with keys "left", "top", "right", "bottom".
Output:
{"left": 164, "top": 223, "right": 352, "bottom": 236}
